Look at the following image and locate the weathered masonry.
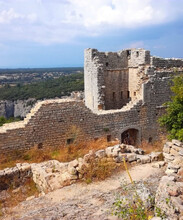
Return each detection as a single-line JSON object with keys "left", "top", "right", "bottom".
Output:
{"left": 0, "top": 48, "right": 183, "bottom": 156}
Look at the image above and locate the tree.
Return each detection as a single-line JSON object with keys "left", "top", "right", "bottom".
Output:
{"left": 159, "top": 74, "right": 183, "bottom": 141}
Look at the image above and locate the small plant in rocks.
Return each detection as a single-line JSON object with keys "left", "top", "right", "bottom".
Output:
{"left": 111, "top": 158, "right": 166, "bottom": 220}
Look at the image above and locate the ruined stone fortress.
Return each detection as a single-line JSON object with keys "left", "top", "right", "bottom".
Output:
{"left": 0, "top": 48, "right": 183, "bottom": 156}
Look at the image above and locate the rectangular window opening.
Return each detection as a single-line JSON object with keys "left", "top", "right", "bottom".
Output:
{"left": 67, "top": 138, "right": 74, "bottom": 145}
{"left": 134, "top": 91, "right": 136, "bottom": 96}
{"left": 113, "top": 92, "right": 116, "bottom": 99}
{"left": 127, "top": 91, "right": 130, "bottom": 99}
{"left": 107, "top": 135, "right": 112, "bottom": 142}
{"left": 121, "top": 91, "right": 123, "bottom": 99}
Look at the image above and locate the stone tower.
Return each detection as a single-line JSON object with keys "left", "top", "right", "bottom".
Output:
{"left": 84, "top": 48, "right": 150, "bottom": 111}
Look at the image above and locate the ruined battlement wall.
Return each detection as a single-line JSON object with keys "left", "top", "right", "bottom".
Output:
{"left": 0, "top": 67, "right": 173, "bottom": 157}
{"left": 0, "top": 48, "right": 179, "bottom": 157}
{"left": 0, "top": 99, "right": 144, "bottom": 156}
{"left": 151, "top": 57, "right": 183, "bottom": 68}
{"left": 84, "top": 48, "right": 151, "bottom": 111}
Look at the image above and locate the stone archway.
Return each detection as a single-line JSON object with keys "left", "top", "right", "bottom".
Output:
{"left": 121, "top": 128, "right": 140, "bottom": 146}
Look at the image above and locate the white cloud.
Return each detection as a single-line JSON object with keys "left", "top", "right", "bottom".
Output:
{"left": 0, "top": 0, "right": 182, "bottom": 44}
{"left": 0, "top": 8, "right": 23, "bottom": 23}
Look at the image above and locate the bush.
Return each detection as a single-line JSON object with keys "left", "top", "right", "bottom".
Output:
{"left": 0, "top": 116, "right": 21, "bottom": 126}
{"left": 159, "top": 74, "right": 183, "bottom": 141}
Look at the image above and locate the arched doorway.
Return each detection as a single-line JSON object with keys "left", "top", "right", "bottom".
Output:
{"left": 121, "top": 128, "right": 139, "bottom": 146}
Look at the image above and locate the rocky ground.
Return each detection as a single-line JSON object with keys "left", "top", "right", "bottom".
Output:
{"left": 3, "top": 163, "right": 165, "bottom": 220}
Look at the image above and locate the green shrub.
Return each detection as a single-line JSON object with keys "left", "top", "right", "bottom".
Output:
{"left": 159, "top": 73, "right": 183, "bottom": 141}
{"left": 0, "top": 116, "right": 21, "bottom": 126}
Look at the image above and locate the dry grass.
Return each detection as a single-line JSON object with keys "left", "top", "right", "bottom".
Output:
{"left": 81, "top": 156, "right": 129, "bottom": 184}
{"left": 138, "top": 135, "right": 167, "bottom": 154}
{"left": 0, "top": 178, "right": 39, "bottom": 217}
{"left": 0, "top": 137, "right": 119, "bottom": 170}
{"left": 81, "top": 157, "right": 121, "bottom": 183}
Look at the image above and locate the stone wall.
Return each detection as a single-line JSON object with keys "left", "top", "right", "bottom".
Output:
{"left": 0, "top": 71, "right": 177, "bottom": 156}
{"left": 84, "top": 48, "right": 151, "bottom": 111}
{"left": 84, "top": 48, "right": 183, "bottom": 112}
{"left": 155, "top": 140, "right": 183, "bottom": 219}
{"left": 0, "top": 143, "right": 162, "bottom": 193}
{"left": 0, "top": 99, "right": 149, "bottom": 156}
{"left": 0, "top": 163, "right": 32, "bottom": 191}
{"left": 0, "top": 48, "right": 182, "bottom": 157}
{"left": 151, "top": 56, "right": 183, "bottom": 68}
{"left": 104, "top": 69, "right": 129, "bottom": 109}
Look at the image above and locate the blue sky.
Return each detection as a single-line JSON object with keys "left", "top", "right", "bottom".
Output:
{"left": 0, "top": 0, "right": 183, "bottom": 68}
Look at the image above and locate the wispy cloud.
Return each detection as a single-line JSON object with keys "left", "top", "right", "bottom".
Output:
{"left": 0, "top": 0, "right": 183, "bottom": 44}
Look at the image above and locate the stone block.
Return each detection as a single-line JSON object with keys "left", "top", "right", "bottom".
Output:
{"left": 172, "top": 144, "right": 182, "bottom": 152}
{"left": 68, "top": 167, "right": 77, "bottom": 175}
{"left": 150, "top": 152, "right": 162, "bottom": 162}
{"left": 171, "top": 197, "right": 183, "bottom": 213}
{"left": 95, "top": 149, "right": 106, "bottom": 158}
{"left": 163, "top": 145, "right": 171, "bottom": 154}
{"left": 165, "top": 168, "right": 177, "bottom": 175}
{"left": 126, "top": 153, "right": 137, "bottom": 163}
{"left": 141, "top": 155, "right": 151, "bottom": 164}
{"left": 105, "top": 147, "right": 114, "bottom": 157}
{"left": 163, "top": 153, "right": 175, "bottom": 162}
{"left": 152, "top": 161, "right": 165, "bottom": 168}
{"left": 172, "top": 139, "right": 183, "bottom": 147}
{"left": 170, "top": 148, "right": 180, "bottom": 156}
{"left": 179, "top": 150, "right": 183, "bottom": 156}
{"left": 168, "top": 184, "right": 181, "bottom": 197}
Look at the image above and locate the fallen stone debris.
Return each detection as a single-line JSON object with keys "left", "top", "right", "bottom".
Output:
{"left": 1, "top": 140, "right": 183, "bottom": 219}
{"left": 155, "top": 140, "right": 183, "bottom": 220}
{"left": 0, "top": 143, "right": 163, "bottom": 194}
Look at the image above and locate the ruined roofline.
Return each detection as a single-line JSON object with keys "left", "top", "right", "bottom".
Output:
{"left": 85, "top": 48, "right": 183, "bottom": 61}
{"left": 85, "top": 48, "right": 148, "bottom": 55}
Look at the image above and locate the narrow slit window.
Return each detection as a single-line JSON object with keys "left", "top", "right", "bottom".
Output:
{"left": 127, "top": 91, "right": 130, "bottom": 98}
{"left": 106, "top": 62, "right": 109, "bottom": 67}
{"left": 127, "top": 50, "right": 131, "bottom": 57}
{"left": 113, "top": 92, "right": 116, "bottom": 99}
{"left": 121, "top": 91, "right": 123, "bottom": 99}
{"left": 107, "top": 135, "right": 112, "bottom": 142}
{"left": 134, "top": 92, "right": 136, "bottom": 96}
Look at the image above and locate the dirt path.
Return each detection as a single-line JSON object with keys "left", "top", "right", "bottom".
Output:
{"left": 4, "top": 163, "right": 165, "bottom": 220}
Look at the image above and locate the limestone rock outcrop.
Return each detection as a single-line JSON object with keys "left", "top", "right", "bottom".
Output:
{"left": 0, "top": 99, "right": 36, "bottom": 118}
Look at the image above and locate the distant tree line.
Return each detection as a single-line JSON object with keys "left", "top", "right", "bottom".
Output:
{"left": 0, "top": 67, "right": 83, "bottom": 75}
{"left": 0, "top": 73, "right": 84, "bottom": 101}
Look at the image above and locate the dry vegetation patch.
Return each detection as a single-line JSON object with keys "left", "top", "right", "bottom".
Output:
{"left": 0, "top": 138, "right": 118, "bottom": 170}
{"left": 0, "top": 178, "right": 39, "bottom": 218}
{"left": 138, "top": 135, "right": 167, "bottom": 155}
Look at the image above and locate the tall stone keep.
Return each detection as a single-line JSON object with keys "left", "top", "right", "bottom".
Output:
{"left": 84, "top": 48, "right": 150, "bottom": 111}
